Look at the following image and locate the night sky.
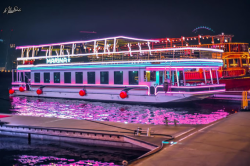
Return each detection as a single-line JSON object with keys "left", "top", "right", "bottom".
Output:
{"left": 0, "top": 0, "right": 250, "bottom": 66}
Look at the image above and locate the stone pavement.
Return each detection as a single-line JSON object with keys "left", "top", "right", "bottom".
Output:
{"left": 134, "top": 112, "right": 250, "bottom": 166}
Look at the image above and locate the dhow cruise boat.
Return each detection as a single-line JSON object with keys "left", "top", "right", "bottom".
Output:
{"left": 10, "top": 36, "right": 225, "bottom": 104}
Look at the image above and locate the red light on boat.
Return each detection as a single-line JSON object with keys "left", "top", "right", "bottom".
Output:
{"left": 120, "top": 91, "right": 127, "bottom": 99}
{"left": 36, "top": 89, "right": 42, "bottom": 95}
{"left": 19, "top": 86, "right": 25, "bottom": 92}
{"left": 79, "top": 89, "right": 86, "bottom": 96}
{"left": 9, "top": 89, "right": 15, "bottom": 94}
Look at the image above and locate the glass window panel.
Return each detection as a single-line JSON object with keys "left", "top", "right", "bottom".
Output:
{"left": 144, "top": 71, "right": 156, "bottom": 82}
{"left": 114, "top": 71, "right": 123, "bottom": 84}
{"left": 34, "top": 73, "right": 40, "bottom": 83}
{"left": 75, "top": 72, "right": 83, "bottom": 84}
{"left": 64, "top": 72, "right": 71, "bottom": 83}
{"left": 100, "top": 71, "right": 109, "bottom": 84}
{"left": 44, "top": 73, "right": 50, "bottom": 83}
{"left": 54, "top": 72, "right": 60, "bottom": 83}
{"left": 87, "top": 72, "right": 95, "bottom": 84}
{"left": 129, "top": 71, "right": 138, "bottom": 85}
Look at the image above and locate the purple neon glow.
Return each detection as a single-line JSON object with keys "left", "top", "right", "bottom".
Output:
{"left": 15, "top": 155, "right": 119, "bottom": 166}
{"left": 12, "top": 82, "right": 26, "bottom": 85}
{"left": 28, "top": 84, "right": 151, "bottom": 95}
{"left": 154, "top": 84, "right": 225, "bottom": 95}
{"left": 17, "top": 47, "right": 223, "bottom": 61}
{"left": 16, "top": 36, "right": 159, "bottom": 49}
{"left": 155, "top": 89, "right": 225, "bottom": 95}
{"left": 11, "top": 96, "right": 229, "bottom": 125}
{"left": 17, "top": 59, "right": 223, "bottom": 68}
{"left": 156, "top": 84, "right": 225, "bottom": 89}
{"left": 146, "top": 66, "right": 220, "bottom": 70}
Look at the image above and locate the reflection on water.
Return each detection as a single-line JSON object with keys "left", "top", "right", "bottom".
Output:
{"left": 0, "top": 135, "right": 145, "bottom": 166}
{"left": 16, "top": 155, "right": 119, "bottom": 165}
{"left": 10, "top": 96, "right": 235, "bottom": 125}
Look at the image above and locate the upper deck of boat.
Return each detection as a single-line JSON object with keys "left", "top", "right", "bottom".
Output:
{"left": 15, "top": 36, "right": 224, "bottom": 67}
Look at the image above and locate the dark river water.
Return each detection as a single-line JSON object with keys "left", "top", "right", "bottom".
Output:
{"left": 0, "top": 73, "right": 241, "bottom": 165}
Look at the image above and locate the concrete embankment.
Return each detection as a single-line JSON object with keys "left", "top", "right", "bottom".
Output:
{"left": 3, "top": 113, "right": 248, "bottom": 166}
{"left": 0, "top": 114, "right": 193, "bottom": 152}
{"left": 133, "top": 112, "right": 250, "bottom": 166}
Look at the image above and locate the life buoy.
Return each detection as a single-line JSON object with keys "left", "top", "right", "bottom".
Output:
{"left": 120, "top": 91, "right": 127, "bottom": 99}
{"left": 36, "top": 89, "right": 42, "bottom": 95}
{"left": 19, "top": 86, "right": 25, "bottom": 92}
{"left": 9, "top": 89, "right": 15, "bottom": 94}
{"left": 79, "top": 89, "right": 86, "bottom": 96}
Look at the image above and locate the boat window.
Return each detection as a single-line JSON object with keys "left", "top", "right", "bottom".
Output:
{"left": 228, "top": 59, "right": 235, "bottom": 67}
{"left": 114, "top": 71, "right": 123, "bottom": 84}
{"left": 100, "top": 71, "right": 109, "bottom": 84}
{"left": 25, "top": 72, "right": 31, "bottom": 83}
{"left": 34, "top": 73, "right": 40, "bottom": 83}
{"left": 87, "top": 72, "right": 95, "bottom": 84}
{"left": 159, "top": 71, "right": 164, "bottom": 85}
{"left": 242, "top": 59, "right": 247, "bottom": 67}
{"left": 75, "top": 72, "right": 83, "bottom": 84}
{"left": 64, "top": 72, "right": 71, "bottom": 83}
{"left": 54, "top": 72, "right": 60, "bottom": 83}
{"left": 144, "top": 71, "right": 156, "bottom": 82}
{"left": 129, "top": 71, "right": 138, "bottom": 85}
{"left": 20, "top": 72, "right": 24, "bottom": 82}
{"left": 44, "top": 73, "right": 50, "bottom": 83}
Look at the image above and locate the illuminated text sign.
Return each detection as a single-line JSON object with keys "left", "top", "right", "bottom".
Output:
{"left": 46, "top": 57, "right": 71, "bottom": 64}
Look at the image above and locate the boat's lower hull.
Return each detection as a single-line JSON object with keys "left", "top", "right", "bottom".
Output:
{"left": 219, "top": 76, "right": 250, "bottom": 91}
{"left": 11, "top": 90, "right": 213, "bottom": 104}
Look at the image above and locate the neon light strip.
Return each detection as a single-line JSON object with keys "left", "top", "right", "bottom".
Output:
{"left": 29, "top": 83, "right": 151, "bottom": 95}
{"left": 16, "top": 36, "right": 159, "bottom": 49}
{"left": 154, "top": 84, "right": 225, "bottom": 95}
{"left": 156, "top": 89, "right": 225, "bottom": 95}
{"left": 16, "top": 47, "right": 223, "bottom": 61}
{"left": 17, "top": 59, "right": 223, "bottom": 69}
{"left": 12, "top": 82, "right": 26, "bottom": 85}
{"left": 14, "top": 70, "right": 31, "bottom": 72}
{"left": 146, "top": 66, "right": 220, "bottom": 70}
{"left": 18, "top": 64, "right": 222, "bottom": 70}
{"left": 157, "top": 84, "right": 226, "bottom": 88}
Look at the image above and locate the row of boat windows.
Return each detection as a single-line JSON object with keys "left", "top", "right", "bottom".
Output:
{"left": 34, "top": 71, "right": 139, "bottom": 85}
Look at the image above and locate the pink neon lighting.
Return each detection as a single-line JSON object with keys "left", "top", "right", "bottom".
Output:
{"left": 16, "top": 36, "right": 159, "bottom": 49}
{"left": 15, "top": 155, "right": 119, "bottom": 166}
{"left": 10, "top": 96, "right": 230, "bottom": 125}
{"left": 146, "top": 66, "right": 220, "bottom": 70}
{"left": 12, "top": 82, "right": 26, "bottom": 85}
{"left": 155, "top": 85, "right": 225, "bottom": 95}
{"left": 30, "top": 83, "right": 151, "bottom": 95}
{"left": 17, "top": 59, "right": 223, "bottom": 68}
{"left": 155, "top": 89, "right": 225, "bottom": 95}
{"left": 16, "top": 47, "right": 223, "bottom": 61}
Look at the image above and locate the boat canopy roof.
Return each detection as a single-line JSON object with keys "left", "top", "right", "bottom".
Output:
{"left": 17, "top": 59, "right": 223, "bottom": 71}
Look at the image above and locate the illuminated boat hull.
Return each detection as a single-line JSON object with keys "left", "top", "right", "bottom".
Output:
{"left": 11, "top": 59, "right": 225, "bottom": 104}
{"left": 11, "top": 89, "right": 216, "bottom": 104}
{"left": 11, "top": 36, "right": 226, "bottom": 104}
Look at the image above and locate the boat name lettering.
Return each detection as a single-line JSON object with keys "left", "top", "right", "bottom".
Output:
{"left": 46, "top": 57, "right": 71, "bottom": 64}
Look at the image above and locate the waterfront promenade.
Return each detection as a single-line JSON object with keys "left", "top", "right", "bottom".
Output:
{"left": 0, "top": 114, "right": 193, "bottom": 150}
{"left": 1, "top": 112, "right": 250, "bottom": 166}
{"left": 134, "top": 112, "right": 250, "bottom": 166}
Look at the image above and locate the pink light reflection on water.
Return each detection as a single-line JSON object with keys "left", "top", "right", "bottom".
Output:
{"left": 15, "top": 155, "right": 118, "bottom": 166}
{"left": 10, "top": 97, "right": 229, "bottom": 125}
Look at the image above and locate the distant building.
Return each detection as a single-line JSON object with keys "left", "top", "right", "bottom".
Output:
{"left": 0, "top": 67, "right": 6, "bottom": 71}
